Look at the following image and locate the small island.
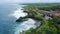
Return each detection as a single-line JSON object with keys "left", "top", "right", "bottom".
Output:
{"left": 16, "top": 3, "right": 60, "bottom": 34}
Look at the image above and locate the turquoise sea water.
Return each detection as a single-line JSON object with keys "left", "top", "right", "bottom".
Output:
{"left": 0, "top": 4, "right": 20, "bottom": 34}
{"left": 0, "top": 4, "right": 39, "bottom": 34}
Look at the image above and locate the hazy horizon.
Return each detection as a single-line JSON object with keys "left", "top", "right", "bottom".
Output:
{"left": 0, "top": 0, "right": 60, "bottom": 4}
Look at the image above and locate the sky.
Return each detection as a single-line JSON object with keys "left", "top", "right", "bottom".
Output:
{"left": 0, "top": 0, "right": 60, "bottom": 4}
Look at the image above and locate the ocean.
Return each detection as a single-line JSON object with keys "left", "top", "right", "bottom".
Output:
{"left": 0, "top": 4, "right": 38, "bottom": 34}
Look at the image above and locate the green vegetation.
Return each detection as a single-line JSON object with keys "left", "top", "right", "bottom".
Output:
{"left": 19, "top": 4, "right": 60, "bottom": 34}
{"left": 24, "top": 4, "right": 60, "bottom": 11}
{"left": 20, "top": 19, "right": 59, "bottom": 34}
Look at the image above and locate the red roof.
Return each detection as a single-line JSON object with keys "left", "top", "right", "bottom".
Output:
{"left": 54, "top": 12, "right": 60, "bottom": 17}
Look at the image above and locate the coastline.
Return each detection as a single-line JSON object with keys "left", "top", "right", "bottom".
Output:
{"left": 13, "top": 5, "right": 40, "bottom": 34}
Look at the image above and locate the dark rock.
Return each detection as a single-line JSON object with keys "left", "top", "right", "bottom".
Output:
{"left": 16, "top": 17, "right": 28, "bottom": 22}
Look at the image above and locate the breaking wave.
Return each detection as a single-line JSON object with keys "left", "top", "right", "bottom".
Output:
{"left": 11, "top": 7, "right": 27, "bottom": 19}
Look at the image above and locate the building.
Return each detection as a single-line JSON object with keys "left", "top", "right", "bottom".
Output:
{"left": 54, "top": 12, "right": 60, "bottom": 17}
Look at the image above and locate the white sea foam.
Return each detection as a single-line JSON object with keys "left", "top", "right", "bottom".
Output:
{"left": 14, "top": 18, "right": 36, "bottom": 34}
{"left": 10, "top": 7, "right": 27, "bottom": 19}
